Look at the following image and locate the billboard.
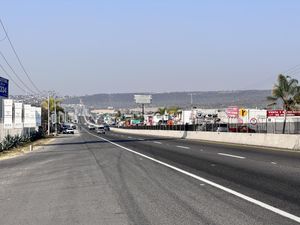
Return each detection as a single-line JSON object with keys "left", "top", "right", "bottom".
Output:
{"left": 134, "top": 95, "right": 152, "bottom": 104}
{"left": 267, "top": 110, "right": 300, "bottom": 117}
{"left": 3, "top": 99, "right": 13, "bottom": 129}
{"left": 30, "top": 106, "right": 36, "bottom": 127}
{"left": 226, "top": 106, "right": 239, "bottom": 118}
{"left": 35, "top": 107, "right": 42, "bottom": 127}
{"left": 24, "top": 104, "right": 31, "bottom": 128}
{"left": 0, "top": 77, "right": 9, "bottom": 98}
{"left": 14, "top": 102, "right": 23, "bottom": 128}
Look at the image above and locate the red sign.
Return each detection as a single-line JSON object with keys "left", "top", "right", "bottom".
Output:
{"left": 267, "top": 110, "right": 300, "bottom": 117}
{"left": 226, "top": 106, "right": 239, "bottom": 118}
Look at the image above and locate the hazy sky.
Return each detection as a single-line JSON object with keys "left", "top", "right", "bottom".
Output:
{"left": 0, "top": 0, "right": 300, "bottom": 96}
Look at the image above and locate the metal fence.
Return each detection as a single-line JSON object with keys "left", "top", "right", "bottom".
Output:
{"left": 117, "top": 121, "right": 300, "bottom": 134}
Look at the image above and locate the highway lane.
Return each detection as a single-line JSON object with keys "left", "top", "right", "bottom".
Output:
{"left": 0, "top": 128, "right": 299, "bottom": 224}
{"left": 86, "top": 128, "right": 300, "bottom": 220}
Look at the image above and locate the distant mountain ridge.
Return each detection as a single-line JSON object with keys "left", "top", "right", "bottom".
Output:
{"left": 63, "top": 90, "right": 271, "bottom": 109}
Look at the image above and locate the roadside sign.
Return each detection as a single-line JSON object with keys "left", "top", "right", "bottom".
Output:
{"left": 249, "top": 117, "right": 257, "bottom": 125}
{"left": 238, "top": 118, "right": 244, "bottom": 124}
{"left": 226, "top": 106, "right": 239, "bottom": 118}
{"left": 239, "top": 108, "right": 248, "bottom": 117}
{"left": 0, "top": 77, "right": 9, "bottom": 98}
{"left": 3, "top": 99, "right": 13, "bottom": 129}
{"left": 267, "top": 110, "right": 300, "bottom": 117}
{"left": 14, "top": 102, "right": 23, "bottom": 128}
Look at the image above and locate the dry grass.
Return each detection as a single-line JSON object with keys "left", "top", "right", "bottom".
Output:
{"left": 0, "top": 137, "right": 54, "bottom": 160}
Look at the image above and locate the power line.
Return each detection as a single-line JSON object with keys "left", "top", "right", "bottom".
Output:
{"left": 282, "top": 64, "right": 300, "bottom": 74}
{"left": 0, "top": 18, "right": 42, "bottom": 93}
{"left": 0, "top": 35, "right": 6, "bottom": 42}
{"left": 0, "top": 50, "right": 37, "bottom": 94}
{"left": 0, "top": 62, "right": 29, "bottom": 94}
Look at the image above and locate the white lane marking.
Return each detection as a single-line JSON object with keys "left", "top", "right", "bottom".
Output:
{"left": 218, "top": 153, "right": 245, "bottom": 159}
{"left": 271, "top": 162, "right": 277, "bottom": 165}
{"left": 153, "top": 141, "right": 162, "bottom": 144}
{"left": 176, "top": 145, "right": 190, "bottom": 149}
{"left": 85, "top": 129, "right": 300, "bottom": 223}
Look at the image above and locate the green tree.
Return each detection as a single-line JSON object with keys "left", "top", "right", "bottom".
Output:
{"left": 41, "top": 97, "right": 64, "bottom": 128}
{"left": 167, "top": 106, "right": 180, "bottom": 116}
{"left": 156, "top": 107, "right": 167, "bottom": 115}
{"left": 267, "top": 74, "right": 300, "bottom": 133}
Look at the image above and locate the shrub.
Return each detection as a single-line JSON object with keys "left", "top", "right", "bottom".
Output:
{"left": 2, "top": 134, "right": 15, "bottom": 151}
{"left": 1, "top": 130, "right": 45, "bottom": 152}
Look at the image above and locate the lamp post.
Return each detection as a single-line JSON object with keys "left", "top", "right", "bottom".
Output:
{"left": 47, "top": 92, "right": 50, "bottom": 136}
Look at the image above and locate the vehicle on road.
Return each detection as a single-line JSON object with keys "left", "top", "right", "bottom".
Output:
{"left": 88, "top": 125, "right": 95, "bottom": 130}
{"left": 63, "top": 128, "right": 75, "bottom": 134}
{"left": 96, "top": 126, "right": 106, "bottom": 134}
{"left": 216, "top": 124, "right": 228, "bottom": 132}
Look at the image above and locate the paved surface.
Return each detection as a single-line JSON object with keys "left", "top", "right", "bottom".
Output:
{"left": 0, "top": 127, "right": 299, "bottom": 225}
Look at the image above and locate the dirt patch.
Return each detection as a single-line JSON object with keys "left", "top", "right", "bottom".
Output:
{"left": 0, "top": 137, "right": 54, "bottom": 160}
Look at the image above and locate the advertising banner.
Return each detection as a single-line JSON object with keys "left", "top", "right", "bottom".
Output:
{"left": 24, "top": 104, "right": 31, "bottom": 128}
{"left": 226, "top": 106, "right": 239, "bottom": 118}
{"left": 3, "top": 99, "right": 13, "bottom": 129}
{"left": 14, "top": 102, "right": 23, "bottom": 128}
{"left": 0, "top": 77, "right": 9, "bottom": 98}
{"left": 35, "top": 107, "right": 42, "bottom": 127}
{"left": 267, "top": 110, "right": 300, "bottom": 117}
{"left": 134, "top": 95, "right": 152, "bottom": 104}
{"left": 30, "top": 106, "right": 36, "bottom": 127}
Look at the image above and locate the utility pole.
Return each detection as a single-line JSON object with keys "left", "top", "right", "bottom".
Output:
{"left": 47, "top": 92, "right": 50, "bottom": 136}
{"left": 188, "top": 93, "right": 194, "bottom": 107}
{"left": 54, "top": 96, "right": 57, "bottom": 135}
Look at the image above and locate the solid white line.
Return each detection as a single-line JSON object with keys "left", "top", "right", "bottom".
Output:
{"left": 84, "top": 129, "right": 300, "bottom": 223}
{"left": 176, "top": 145, "right": 190, "bottom": 149}
{"left": 153, "top": 141, "right": 162, "bottom": 144}
{"left": 218, "top": 153, "right": 245, "bottom": 159}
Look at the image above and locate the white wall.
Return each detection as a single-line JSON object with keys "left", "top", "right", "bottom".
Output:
{"left": 111, "top": 128, "right": 300, "bottom": 151}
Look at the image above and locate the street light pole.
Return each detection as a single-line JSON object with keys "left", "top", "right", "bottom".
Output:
{"left": 47, "top": 92, "right": 50, "bottom": 136}
{"left": 54, "top": 96, "right": 57, "bottom": 135}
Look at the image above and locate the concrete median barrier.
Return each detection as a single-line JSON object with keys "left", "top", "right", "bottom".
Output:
{"left": 111, "top": 128, "right": 300, "bottom": 151}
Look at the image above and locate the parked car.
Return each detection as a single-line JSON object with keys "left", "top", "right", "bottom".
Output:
{"left": 228, "top": 125, "right": 256, "bottom": 133}
{"left": 63, "top": 128, "right": 74, "bottom": 134}
{"left": 216, "top": 124, "right": 228, "bottom": 132}
{"left": 88, "top": 125, "right": 95, "bottom": 130}
{"left": 96, "top": 126, "right": 106, "bottom": 134}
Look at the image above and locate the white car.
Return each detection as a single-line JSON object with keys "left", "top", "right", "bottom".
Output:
{"left": 63, "top": 128, "right": 74, "bottom": 134}
{"left": 88, "top": 125, "right": 95, "bottom": 130}
{"left": 96, "top": 127, "right": 106, "bottom": 134}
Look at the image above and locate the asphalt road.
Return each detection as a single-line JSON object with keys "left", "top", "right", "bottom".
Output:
{"left": 0, "top": 127, "right": 299, "bottom": 225}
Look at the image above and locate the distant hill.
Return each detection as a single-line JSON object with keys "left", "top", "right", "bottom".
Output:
{"left": 63, "top": 90, "right": 271, "bottom": 109}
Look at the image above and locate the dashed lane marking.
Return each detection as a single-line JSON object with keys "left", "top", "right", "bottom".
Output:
{"left": 85, "top": 128, "right": 300, "bottom": 224}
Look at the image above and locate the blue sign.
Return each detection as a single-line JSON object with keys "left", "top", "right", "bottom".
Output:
{"left": 0, "top": 77, "right": 9, "bottom": 98}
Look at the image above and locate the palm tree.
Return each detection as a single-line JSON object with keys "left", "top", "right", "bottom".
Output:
{"left": 267, "top": 74, "right": 300, "bottom": 133}
{"left": 156, "top": 107, "right": 167, "bottom": 116}
{"left": 167, "top": 106, "right": 180, "bottom": 115}
{"left": 41, "top": 97, "right": 64, "bottom": 128}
